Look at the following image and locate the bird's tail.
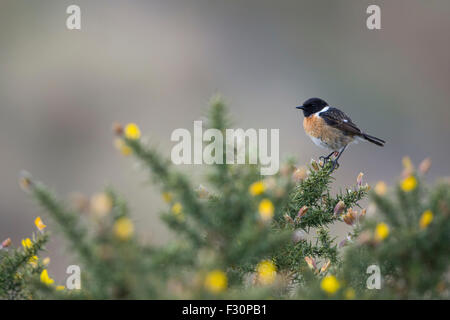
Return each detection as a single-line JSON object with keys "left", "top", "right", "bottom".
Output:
{"left": 361, "top": 133, "right": 385, "bottom": 146}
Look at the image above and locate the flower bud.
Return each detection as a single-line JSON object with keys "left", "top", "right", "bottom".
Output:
{"left": 292, "top": 166, "right": 307, "bottom": 182}
{"left": 320, "top": 260, "right": 331, "bottom": 273}
{"left": 310, "top": 159, "right": 319, "bottom": 171}
{"left": 401, "top": 156, "right": 414, "bottom": 179}
{"left": 297, "top": 206, "right": 309, "bottom": 219}
{"left": 284, "top": 214, "right": 295, "bottom": 225}
{"left": 333, "top": 200, "right": 346, "bottom": 216}
{"left": 343, "top": 208, "right": 357, "bottom": 226}
{"left": 360, "top": 208, "right": 367, "bottom": 219}
{"left": 356, "top": 172, "right": 364, "bottom": 187}
{"left": 112, "top": 122, "right": 124, "bottom": 136}
{"left": 19, "top": 170, "right": 33, "bottom": 193}
{"left": 1, "top": 238, "right": 12, "bottom": 248}
{"left": 318, "top": 159, "right": 324, "bottom": 168}
{"left": 304, "top": 256, "right": 317, "bottom": 270}
{"left": 418, "top": 157, "right": 431, "bottom": 175}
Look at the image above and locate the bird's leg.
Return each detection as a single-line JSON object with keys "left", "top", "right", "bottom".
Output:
{"left": 319, "top": 151, "right": 336, "bottom": 167}
{"left": 330, "top": 145, "right": 347, "bottom": 172}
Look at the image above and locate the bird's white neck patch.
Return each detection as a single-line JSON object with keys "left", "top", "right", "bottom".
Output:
{"left": 317, "top": 106, "right": 329, "bottom": 116}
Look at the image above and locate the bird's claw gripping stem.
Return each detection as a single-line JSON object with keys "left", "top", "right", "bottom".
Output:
{"left": 319, "top": 150, "right": 342, "bottom": 172}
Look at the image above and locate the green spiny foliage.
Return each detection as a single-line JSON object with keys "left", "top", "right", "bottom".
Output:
{"left": 337, "top": 175, "right": 450, "bottom": 299}
{"left": 0, "top": 232, "right": 48, "bottom": 299}
{"left": 1, "top": 97, "right": 448, "bottom": 300}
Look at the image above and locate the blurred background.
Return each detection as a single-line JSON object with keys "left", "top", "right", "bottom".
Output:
{"left": 1, "top": 0, "right": 449, "bottom": 281}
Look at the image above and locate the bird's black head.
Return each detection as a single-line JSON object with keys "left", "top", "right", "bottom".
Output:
{"left": 296, "top": 97, "right": 329, "bottom": 117}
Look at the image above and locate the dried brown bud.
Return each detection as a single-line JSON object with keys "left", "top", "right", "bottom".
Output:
{"left": 292, "top": 166, "right": 307, "bottom": 182}
{"left": 357, "top": 172, "right": 364, "bottom": 187}
{"left": 1, "top": 238, "right": 12, "bottom": 248}
{"left": 18, "top": 170, "right": 33, "bottom": 193}
{"left": 284, "top": 214, "right": 295, "bottom": 225}
{"left": 304, "top": 256, "right": 317, "bottom": 270}
{"left": 297, "top": 206, "right": 309, "bottom": 219}
{"left": 320, "top": 260, "right": 331, "bottom": 273}
{"left": 343, "top": 208, "right": 357, "bottom": 226}
{"left": 112, "top": 122, "right": 124, "bottom": 136}
{"left": 310, "top": 159, "right": 319, "bottom": 171}
{"left": 318, "top": 159, "right": 324, "bottom": 168}
{"left": 360, "top": 208, "right": 367, "bottom": 219}
{"left": 418, "top": 157, "right": 431, "bottom": 175}
{"left": 334, "top": 200, "right": 346, "bottom": 216}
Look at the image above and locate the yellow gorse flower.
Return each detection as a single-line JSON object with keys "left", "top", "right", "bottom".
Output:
{"left": 257, "top": 260, "right": 277, "bottom": 285}
{"left": 258, "top": 199, "right": 274, "bottom": 221}
{"left": 249, "top": 181, "right": 266, "bottom": 196}
{"left": 40, "top": 269, "right": 55, "bottom": 286}
{"left": 28, "top": 255, "right": 38, "bottom": 267}
{"left": 171, "top": 202, "right": 185, "bottom": 222}
{"left": 113, "top": 217, "right": 134, "bottom": 240}
{"left": 43, "top": 257, "right": 51, "bottom": 266}
{"left": 56, "top": 285, "right": 65, "bottom": 291}
{"left": 124, "top": 123, "right": 141, "bottom": 140}
{"left": 401, "top": 176, "right": 417, "bottom": 192}
{"left": 204, "top": 270, "right": 228, "bottom": 293}
{"left": 320, "top": 275, "right": 340, "bottom": 295}
{"left": 171, "top": 203, "right": 184, "bottom": 222}
{"left": 419, "top": 210, "right": 433, "bottom": 230}
{"left": 171, "top": 202, "right": 182, "bottom": 215}
{"left": 162, "top": 192, "right": 173, "bottom": 203}
{"left": 114, "top": 138, "right": 132, "bottom": 156}
{"left": 375, "top": 222, "right": 389, "bottom": 241}
{"left": 34, "top": 216, "right": 47, "bottom": 231}
{"left": 21, "top": 238, "right": 32, "bottom": 250}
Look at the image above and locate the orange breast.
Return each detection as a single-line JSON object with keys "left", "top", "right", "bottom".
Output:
{"left": 303, "top": 115, "right": 355, "bottom": 150}
{"left": 303, "top": 115, "right": 325, "bottom": 138}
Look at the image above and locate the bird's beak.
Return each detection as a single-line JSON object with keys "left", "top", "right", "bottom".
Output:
{"left": 296, "top": 105, "right": 304, "bottom": 110}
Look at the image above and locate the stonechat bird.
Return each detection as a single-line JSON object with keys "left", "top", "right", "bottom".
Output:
{"left": 296, "top": 97, "right": 385, "bottom": 171}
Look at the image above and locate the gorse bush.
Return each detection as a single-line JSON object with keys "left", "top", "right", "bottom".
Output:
{"left": 1, "top": 97, "right": 448, "bottom": 299}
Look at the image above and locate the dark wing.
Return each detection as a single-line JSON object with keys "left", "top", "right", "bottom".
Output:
{"left": 320, "top": 107, "right": 362, "bottom": 136}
